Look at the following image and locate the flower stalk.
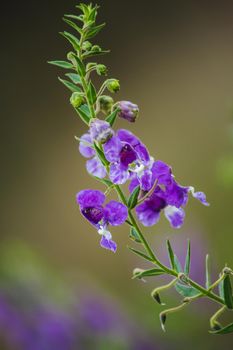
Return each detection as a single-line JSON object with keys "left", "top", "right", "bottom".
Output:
{"left": 49, "top": 2, "right": 233, "bottom": 334}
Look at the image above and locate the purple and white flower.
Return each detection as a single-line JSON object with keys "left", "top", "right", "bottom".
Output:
{"left": 103, "top": 129, "right": 150, "bottom": 184}
{"left": 129, "top": 160, "right": 209, "bottom": 229}
{"left": 76, "top": 189, "right": 128, "bottom": 252}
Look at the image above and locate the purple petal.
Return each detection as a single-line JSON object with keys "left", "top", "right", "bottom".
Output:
{"left": 165, "top": 181, "right": 189, "bottom": 208}
{"left": 129, "top": 176, "right": 140, "bottom": 193}
{"left": 100, "top": 236, "right": 117, "bottom": 253}
{"left": 117, "top": 129, "right": 140, "bottom": 147}
{"left": 77, "top": 189, "right": 105, "bottom": 208}
{"left": 134, "top": 143, "right": 150, "bottom": 164}
{"left": 151, "top": 160, "right": 172, "bottom": 185}
{"left": 86, "top": 157, "right": 106, "bottom": 178}
{"left": 79, "top": 133, "right": 95, "bottom": 158}
{"left": 164, "top": 206, "right": 185, "bottom": 229}
{"left": 109, "top": 163, "right": 129, "bottom": 184}
{"left": 139, "top": 169, "right": 153, "bottom": 191}
{"left": 136, "top": 201, "right": 161, "bottom": 226}
{"left": 189, "top": 187, "right": 210, "bottom": 206}
{"left": 104, "top": 201, "right": 128, "bottom": 226}
{"left": 103, "top": 136, "right": 122, "bottom": 162}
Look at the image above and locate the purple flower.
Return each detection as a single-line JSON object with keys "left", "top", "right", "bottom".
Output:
{"left": 76, "top": 189, "right": 128, "bottom": 252}
{"left": 116, "top": 101, "right": 139, "bottom": 122}
{"left": 129, "top": 160, "right": 209, "bottom": 228}
{"left": 103, "top": 129, "right": 150, "bottom": 184}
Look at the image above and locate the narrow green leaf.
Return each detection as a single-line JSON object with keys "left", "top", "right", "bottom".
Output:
{"left": 133, "top": 268, "right": 165, "bottom": 279}
{"left": 184, "top": 239, "right": 191, "bottom": 275}
{"left": 93, "top": 143, "right": 109, "bottom": 166}
{"left": 94, "top": 177, "right": 113, "bottom": 187}
{"left": 48, "top": 60, "right": 73, "bottom": 69}
{"left": 128, "top": 247, "right": 154, "bottom": 262}
{"left": 75, "top": 105, "right": 90, "bottom": 125}
{"left": 129, "top": 227, "right": 142, "bottom": 244}
{"left": 87, "top": 81, "right": 97, "bottom": 104}
{"left": 175, "top": 282, "right": 200, "bottom": 298}
{"left": 65, "top": 73, "right": 81, "bottom": 84}
{"left": 60, "top": 31, "right": 80, "bottom": 51}
{"left": 127, "top": 186, "right": 140, "bottom": 209}
{"left": 174, "top": 255, "right": 182, "bottom": 273}
{"left": 73, "top": 55, "right": 86, "bottom": 76}
{"left": 79, "top": 104, "right": 90, "bottom": 118}
{"left": 166, "top": 240, "right": 175, "bottom": 270}
{"left": 218, "top": 277, "right": 224, "bottom": 299}
{"left": 64, "top": 14, "right": 84, "bottom": 23}
{"left": 63, "top": 18, "right": 82, "bottom": 35}
{"left": 83, "top": 49, "right": 110, "bottom": 59}
{"left": 205, "top": 254, "right": 211, "bottom": 289}
{"left": 58, "top": 77, "right": 81, "bottom": 92}
{"left": 105, "top": 108, "right": 119, "bottom": 127}
{"left": 223, "top": 275, "right": 233, "bottom": 309}
{"left": 209, "top": 322, "right": 233, "bottom": 335}
{"left": 85, "top": 23, "right": 106, "bottom": 40}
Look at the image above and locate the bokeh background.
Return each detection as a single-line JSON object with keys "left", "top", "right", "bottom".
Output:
{"left": 1, "top": 0, "right": 233, "bottom": 348}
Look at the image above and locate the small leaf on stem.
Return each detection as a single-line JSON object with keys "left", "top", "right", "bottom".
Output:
{"left": 184, "top": 239, "right": 191, "bottom": 275}
{"left": 166, "top": 240, "right": 175, "bottom": 270}
{"left": 223, "top": 274, "right": 233, "bottom": 309}
{"left": 48, "top": 60, "right": 74, "bottom": 69}
{"left": 127, "top": 186, "right": 140, "bottom": 209}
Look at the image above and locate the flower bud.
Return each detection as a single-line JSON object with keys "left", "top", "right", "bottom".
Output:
{"left": 115, "top": 101, "right": 139, "bottom": 122}
{"left": 70, "top": 92, "right": 85, "bottom": 108}
{"left": 96, "top": 64, "right": 108, "bottom": 76}
{"left": 91, "top": 45, "right": 102, "bottom": 53}
{"left": 97, "top": 95, "right": 114, "bottom": 114}
{"left": 107, "top": 79, "right": 120, "bottom": 93}
{"left": 67, "top": 51, "right": 76, "bottom": 66}
{"left": 89, "top": 118, "right": 114, "bottom": 144}
{"left": 82, "top": 41, "right": 92, "bottom": 51}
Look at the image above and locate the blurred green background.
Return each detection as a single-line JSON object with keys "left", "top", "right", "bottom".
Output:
{"left": 1, "top": 0, "right": 233, "bottom": 348}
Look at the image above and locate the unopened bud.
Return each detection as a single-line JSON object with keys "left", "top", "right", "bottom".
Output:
{"left": 107, "top": 79, "right": 120, "bottom": 93}
{"left": 67, "top": 52, "right": 76, "bottom": 65}
{"left": 70, "top": 92, "right": 85, "bottom": 108}
{"left": 91, "top": 45, "right": 102, "bottom": 53}
{"left": 96, "top": 64, "right": 108, "bottom": 76}
{"left": 97, "top": 95, "right": 114, "bottom": 114}
{"left": 82, "top": 41, "right": 92, "bottom": 51}
{"left": 115, "top": 101, "right": 139, "bottom": 122}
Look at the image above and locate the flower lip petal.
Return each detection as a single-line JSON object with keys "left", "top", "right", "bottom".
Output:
{"left": 100, "top": 235, "right": 117, "bottom": 253}
{"left": 104, "top": 200, "right": 128, "bottom": 226}
{"left": 79, "top": 133, "right": 95, "bottom": 158}
{"left": 109, "top": 163, "right": 129, "bottom": 184}
{"left": 189, "top": 187, "right": 210, "bottom": 206}
{"left": 164, "top": 205, "right": 185, "bottom": 229}
{"left": 77, "top": 189, "right": 106, "bottom": 208}
{"left": 86, "top": 157, "right": 106, "bottom": 179}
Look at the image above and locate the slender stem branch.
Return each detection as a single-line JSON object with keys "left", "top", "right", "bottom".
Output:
{"left": 77, "top": 32, "right": 226, "bottom": 309}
